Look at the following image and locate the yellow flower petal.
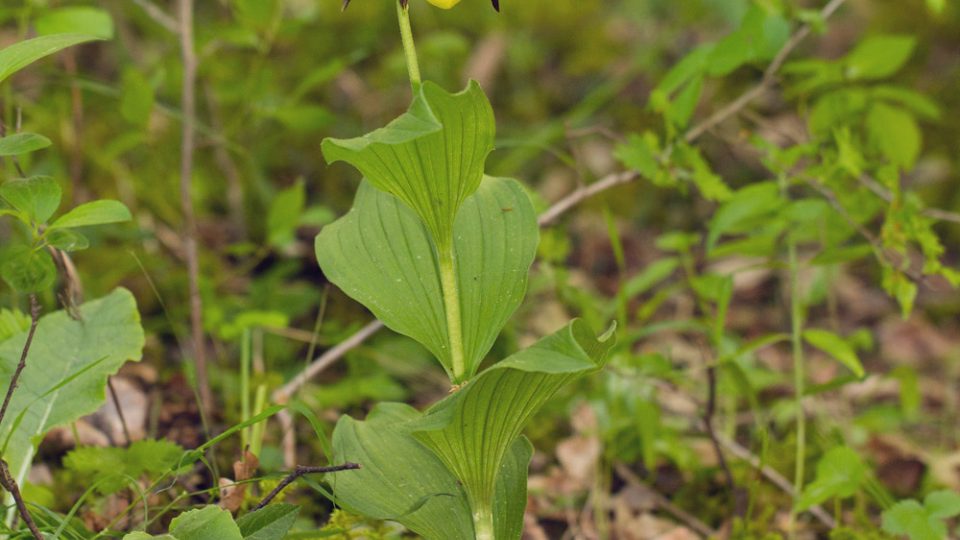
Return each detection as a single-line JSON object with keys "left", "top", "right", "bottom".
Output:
{"left": 426, "top": 0, "right": 462, "bottom": 8}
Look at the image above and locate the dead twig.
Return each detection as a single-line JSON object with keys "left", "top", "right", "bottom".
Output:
{"left": 178, "top": 0, "right": 213, "bottom": 416}
{"left": 272, "top": 321, "right": 385, "bottom": 404}
{"left": 715, "top": 433, "right": 836, "bottom": 529}
{"left": 0, "top": 295, "right": 40, "bottom": 426}
{"left": 0, "top": 295, "right": 43, "bottom": 540}
{"left": 131, "top": 0, "right": 179, "bottom": 34}
{"left": 857, "top": 174, "right": 960, "bottom": 225}
{"left": 703, "top": 364, "right": 744, "bottom": 517}
{"left": 614, "top": 463, "right": 717, "bottom": 538}
{"left": 107, "top": 376, "right": 133, "bottom": 447}
{"left": 252, "top": 463, "right": 361, "bottom": 511}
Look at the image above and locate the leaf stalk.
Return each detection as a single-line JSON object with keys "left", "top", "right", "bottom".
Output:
{"left": 396, "top": 0, "right": 422, "bottom": 89}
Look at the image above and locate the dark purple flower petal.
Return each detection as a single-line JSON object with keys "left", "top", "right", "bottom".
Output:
{"left": 492, "top": 0, "right": 499, "bottom": 10}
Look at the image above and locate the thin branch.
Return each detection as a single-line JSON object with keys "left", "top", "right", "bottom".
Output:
{"left": 715, "top": 433, "right": 836, "bottom": 529}
{"left": 857, "top": 174, "right": 960, "bottom": 225}
{"left": 0, "top": 295, "right": 39, "bottom": 427}
{"left": 107, "top": 376, "right": 133, "bottom": 447}
{"left": 132, "top": 0, "right": 179, "bottom": 34}
{"left": 252, "top": 463, "right": 360, "bottom": 511}
{"left": 272, "top": 321, "right": 385, "bottom": 404}
{"left": 0, "top": 460, "right": 42, "bottom": 539}
{"left": 683, "top": 0, "right": 848, "bottom": 143}
{"left": 613, "top": 463, "right": 716, "bottom": 538}
{"left": 537, "top": 171, "right": 638, "bottom": 226}
{"left": 703, "top": 364, "right": 742, "bottom": 516}
{"left": 178, "top": 0, "right": 213, "bottom": 416}
{"left": 0, "top": 295, "right": 42, "bottom": 539}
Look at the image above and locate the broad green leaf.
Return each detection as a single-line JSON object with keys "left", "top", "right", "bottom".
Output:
{"left": 707, "top": 181, "right": 784, "bottom": 252}
{"left": 316, "top": 176, "right": 538, "bottom": 380}
{"left": 871, "top": 86, "right": 942, "bottom": 120}
{"left": 124, "top": 534, "right": 176, "bottom": 540}
{"left": 0, "top": 34, "right": 102, "bottom": 86}
{"left": 321, "top": 81, "right": 494, "bottom": 250}
{"left": 169, "top": 506, "right": 242, "bottom": 540}
{"left": 867, "top": 103, "right": 921, "bottom": 170}
{"left": 267, "top": 180, "right": 305, "bottom": 247}
{"left": 803, "top": 329, "right": 864, "bottom": 377}
{"left": 0, "top": 288, "right": 144, "bottom": 516}
{"left": 653, "top": 44, "right": 713, "bottom": 96}
{"left": 331, "top": 402, "right": 475, "bottom": 540}
{"left": 35, "top": 7, "right": 114, "bottom": 39}
{"left": 0, "top": 176, "right": 61, "bottom": 223}
{"left": 50, "top": 199, "right": 132, "bottom": 229}
{"left": 46, "top": 228, "right": 90, "bottom": 251}
{"left": 410, "top": 320, "right": 615, "bottom": 531}
{"left": 796, "top": 446, "right": 865, "bottom": 510}
{"left": 843, "top": 35, "right": 916, "bottom": 81}
{"left": 1, "top": 245, "right": 57, "bottom": 293}
{"left": 882, "top": 500, "right": 945, "bottom": 540}
{"left": 235, "top": 503, "right": 300, "bottom": 540}
{"left": 0, "top": 133, "right": 51, "bottom": 156}
{"left": 925, "top": 490, "right": 960, "bottom": 520}
{"left": 493, "top": 437, "right": 533, "bottom": 540}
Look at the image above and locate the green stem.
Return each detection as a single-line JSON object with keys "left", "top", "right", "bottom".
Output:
{"left": 472, "top": 507, "right": 494, "bottom": 540}
{"left": 439, "top": 246, "right": 466, "bottom": 382}
{"left": 396, "top": 0, "right": 421, "bottom": 89}
{"left": 787, "top": 233, "right": 806, "bottom": 539}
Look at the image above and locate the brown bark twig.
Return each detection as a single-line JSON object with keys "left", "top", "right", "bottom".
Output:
{"left": 178, "top": 0, "right": 213, "bottom": 416}
{"left": 614, "top": 462, "right": 716, "bottom": 538}
{"left": 252, "top": 463, "right": 361, "bottom": 511}
{"left": 107, "top": 376, "right": 133, "bottom": 447}
{"left": 132, "top": 0, "right": 179, "bottom": 34}
{"left": 0, "top": 295, "right": 43, "bottom": 539}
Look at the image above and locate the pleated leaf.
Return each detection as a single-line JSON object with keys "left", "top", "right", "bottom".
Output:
{"left": 321, "top": 80, "right": 494, "bottom": 250}
{"left": 493, "top": 436, "right": 533, "bottom": 540}
{"left": 330, "top": 402, "right": 533, "bottom": 540}
{"left": 315, "top": 175, "right": 538, "bottom": 379}
{"left": 410, "top": 320, "right": 616, "bottom": 526}
{"left": 0, "top": 288, "right": 144, "bottom": 517}
{"left": 330, "top": 402, "right": 474, "bottom": 539}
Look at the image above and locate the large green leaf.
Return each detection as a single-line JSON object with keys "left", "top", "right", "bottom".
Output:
{"left": 410, "top": 320, "right": 616, "bottom": 536}
{"left": 0, "top": 133, "right": 52, "bottom": 157}
{"left": 50, "top": 199, "right": 132, "bottom": 229}
{"left": 330, "top": 402, "right": 475, "bottom": 539}
{"left": 321, "top": 80, "right": 494, "bottom": 250}
{"left": 493, "top": 436, "right": 533, "bottom": 540}
{"left": 0, "top": 34, "right": 102, "bottom": 86}
{"left": 235, "top": 503, "right": 300, "bottom": 540}
{"left": 316, "top": 175, "right": 538, "bottom": 380}
{"left": 330, "top": 402, "right": 533, "bottom": 540}
{"left": 0, "top": 288, "right": 144, "bottom": 520}
{"left": 0, "top": 176, "right": 62, "bottom": 224}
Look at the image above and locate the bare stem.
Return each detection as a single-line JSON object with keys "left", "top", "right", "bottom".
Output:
{"left": 178, "top": 0, "right": 213, "bottom": 416}
{"left": 252, "top": 463, "right": 361, "bottom": 510}
{"left": 0, "top": 294, "right": 42, "bottom": 539}
{"left": 0, "top": 295, "right": 39, "bottom": 427}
